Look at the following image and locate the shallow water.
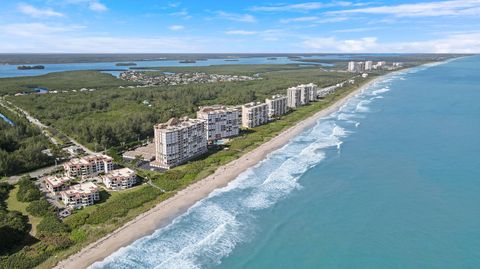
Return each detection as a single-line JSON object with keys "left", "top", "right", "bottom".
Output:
{"left": 90, "top": 56, "right": 480, "bottom": 269}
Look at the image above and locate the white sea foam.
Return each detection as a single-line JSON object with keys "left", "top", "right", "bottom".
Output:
{"left": 89, "top": 65, "right": 434, "bottom": 269}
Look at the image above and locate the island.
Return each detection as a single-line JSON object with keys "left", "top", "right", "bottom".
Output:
{"left": 179, "top": 60, "right": 197, "bottom": 63}
{"left": 17, "top": 65, "right": 45, "bottom": 70}
{"left": 115, "top": 62, "right": 137, "bottom": 66}
{"left": 267, "top": 57, "right": 277, "bottom": 60}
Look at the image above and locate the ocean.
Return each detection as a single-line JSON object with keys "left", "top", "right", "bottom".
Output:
{"left": 90, "top": 56, "right": 480, "bottom": 269}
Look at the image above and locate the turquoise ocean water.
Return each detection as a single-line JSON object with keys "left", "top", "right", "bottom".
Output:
{"left": 91, "top": 56, "right": 480, "bottom": 269}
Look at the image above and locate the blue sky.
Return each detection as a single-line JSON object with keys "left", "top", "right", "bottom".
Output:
{"left": 0, "top": 0, "right": 479, "bottom": 53}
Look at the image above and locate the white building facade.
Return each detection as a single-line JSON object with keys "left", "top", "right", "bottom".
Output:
{"left": 60, "top": 182, "right": 100, "bottom": 209}
{"left": 63, "top": 154, "right": 114, "bottom": 178}
{"left": 265, "top": 95, "right": 287, "bottom": 120}
{"left": 152, "top": 117, "right": 207, "bottom": 169}
{"left": 102, "top": 168, "right": 137, "bottom": 190}
{"left": 241, "top": 102, "right": 268, "bottom": 128}
{"left": 197, "top": 105, "right": 239, "bottom": 141}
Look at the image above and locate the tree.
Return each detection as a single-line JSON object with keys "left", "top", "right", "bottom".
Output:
{"left": 26, "top": 198, "right": 54, "bottom": 217}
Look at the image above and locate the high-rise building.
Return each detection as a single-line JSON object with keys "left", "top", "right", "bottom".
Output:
{"left": 63, "top": 154, "right": 114, "bottom": 178}
{"left": 152, "top": 117, "right": 207, "bottom": 169}
{"left": 365, "top": 61, "right": 373, "bottom": 71}
{"left": 242, "top": 102, "right": 268, "bottom": 128}
{"left": 287, "top": 86, "right": 302, "bottom": 108}
{"left": 265, "top": 95, "right": 287, "bottom": 120}
{"left": 347, "top": 61, "right": 365, "bottom": 72}
{"left": 197, "top": 105, "right": 239, "bottom": 141}
{"left": 302, "top": 83, "right": 318, "bottom": 101}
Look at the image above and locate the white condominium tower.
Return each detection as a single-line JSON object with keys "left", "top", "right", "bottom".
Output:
{"left": 287, "top": 86, "right": 302, "bottom": 108}
{"left": 300, "top": 83, "right": 318, "bottom": 101}
{"left": 197, "top": 105, "right": 240, "bottom": 141}
{"left": 152, "top": 117, "right": 207, "bottom": 169}
{"left": 365, "top": 61, "right": 373, "bottom": 71}
{"left": 265, "top": 95, "right": 287, "bottom": 120}
{"left": 287, "top": 85, "right": 312, "bottom": 108}
{"left": 242, "top": 102, "right": 268, "bottom": 128}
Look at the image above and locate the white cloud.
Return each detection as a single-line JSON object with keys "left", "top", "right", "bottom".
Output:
{"left": 18, "top": 3, "right": 64, "bottom": 18}
{"left": 170, "top": 9, "right": 192, "bottom": 19}
{"left": 168, "top": 25, "right": 185, "bottom": 31}
{"left": 329, "top": 0, "right": 480, "bottom": 17}
{"left": 302, "top": 32, "right": 480, "bottom": 52}
{"left": 280, "top": 16, "right": 348, "bottom": 23}
{"left": 62, "top": 0, "right": 107, "bottom": 12}
{"left": 225, "top": 30, "right": 257, "bottom": 35}
{"left": 215, "top": 11, "right": 256, "bottom": 23}
{"left": 333, "top": 27, "right": 382, "bottom": 33}
{"left": 251, "top": 1, "right": 353, "bottom": 12}
{"left": 88, "top": 1, "right": 107, "bottom": 12}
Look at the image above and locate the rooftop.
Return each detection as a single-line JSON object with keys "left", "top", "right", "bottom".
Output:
{"left": 62, "top": 182, "right": 98, "bottom": 196}
{"left": 155, "top": 117, "right": 205, "bottom": 131}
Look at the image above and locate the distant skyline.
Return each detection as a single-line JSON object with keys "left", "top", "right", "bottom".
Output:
{"left": 0, "top": 0, "right": 479, "bottom": 53}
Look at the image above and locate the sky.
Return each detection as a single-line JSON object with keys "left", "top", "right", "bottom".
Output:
{"left": 0, "top": 0, "right": 479, "bottom": 53}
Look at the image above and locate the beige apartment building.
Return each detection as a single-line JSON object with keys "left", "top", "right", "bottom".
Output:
{"left": 60, "top": 182, "right": 100, "bottom": 209}
{"left": 152, "top": 117, "right": 207, "bottom": 169}
{"left": 63, "top": 154, "right": 114, "bottom": 178}
{"left": 242, "top": 102, "right": 268, "bottom": 128}
{"left": 197, "top": 105, "right": 239, "bottom": 141}
{"left": 265, "top": 95, "right": 287, "bottom": 120}
{"left": 102, "top": 167, "right": 137, "bottom": 190}
{"left": 44, "top": 175, "right": 72, "bottom": 196}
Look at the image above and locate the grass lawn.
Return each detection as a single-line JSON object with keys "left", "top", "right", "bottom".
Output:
{"left": 6, "top": 185, "right": 42, "bottom": 236}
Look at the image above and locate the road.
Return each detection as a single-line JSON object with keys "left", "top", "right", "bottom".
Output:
{"left": 0, "top": 97, "right": 96, "bottom": 155}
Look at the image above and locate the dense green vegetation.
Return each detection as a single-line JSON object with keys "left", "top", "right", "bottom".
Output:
{"left": 133, "top": 63, "right": 321, "bottom": 75}
{"left": 0, "top": 71, "right": 133, "bottom": 96}
{"left": 16, "top": 178, "right": 42, "bottom": 202}
{"left": 0, "top": 182, "right": 31, "bottom": 256}
{"left": 0, "top": 107, "right": 54, "bottom": 176}
{"left": 9, "top": 66, "right": 351, "bottom": 151}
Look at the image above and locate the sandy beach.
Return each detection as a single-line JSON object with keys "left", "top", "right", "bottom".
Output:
{"left": 54, "top": 77, "right": 381, "bottom": 269}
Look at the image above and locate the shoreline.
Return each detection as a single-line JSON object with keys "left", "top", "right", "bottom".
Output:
{"left": 54, "top": 75, "right": 384, "bottom": 269}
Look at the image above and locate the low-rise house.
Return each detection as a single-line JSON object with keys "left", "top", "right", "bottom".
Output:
{"left": 64, "top": 154, "right": 114, "bottom": 178}
{"left": 44, "top": 175, "right": 72, "bottom": 196}
{"left": 197, "top": 105, "right": 239, "bottom": 141}
{"left": 265, "top": 95, "right": 287, "bottom": 120}
{"left": 102, "top": 168, "right": 137, "bottom": 190}
{"left": 60, "top": 182, "right": 100, "bottom": 209}
{"left": 241, "top": 102, "right": 268, "bottom": 128}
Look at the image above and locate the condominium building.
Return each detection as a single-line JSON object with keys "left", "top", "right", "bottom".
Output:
{"left": 265, "top": 95, "right": 287, "bottom": 120}
{"left": 302, "top": 83, "right": 318, "bottom": 101}
{"left": 63, "top": 154, "right": 114, "bottom": 178}
{"left": 287, "top": 86, "right": 302, "bottom": 108}
{"left": 365, "top": 61, "right": 373, "bottom": 71}
{"left": 44, "top": 175, "right": 72, "bottom": 196}
{"left": 60, "top": 182, "right": 100, "bottom": 209}
{"left": 152, "top": 117, "right": 207, "bottom": 169}
{"left": 102, "top": 168, "right": 137, "bottom": 190}
{"left": 197, "top": 105, "right": 239, "bottom": 141}
{"left": 347, "top": 61, "right": 365, "bottom": 72}
{"left": 241, "top": 102, "right": 268, "bottom": 128}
